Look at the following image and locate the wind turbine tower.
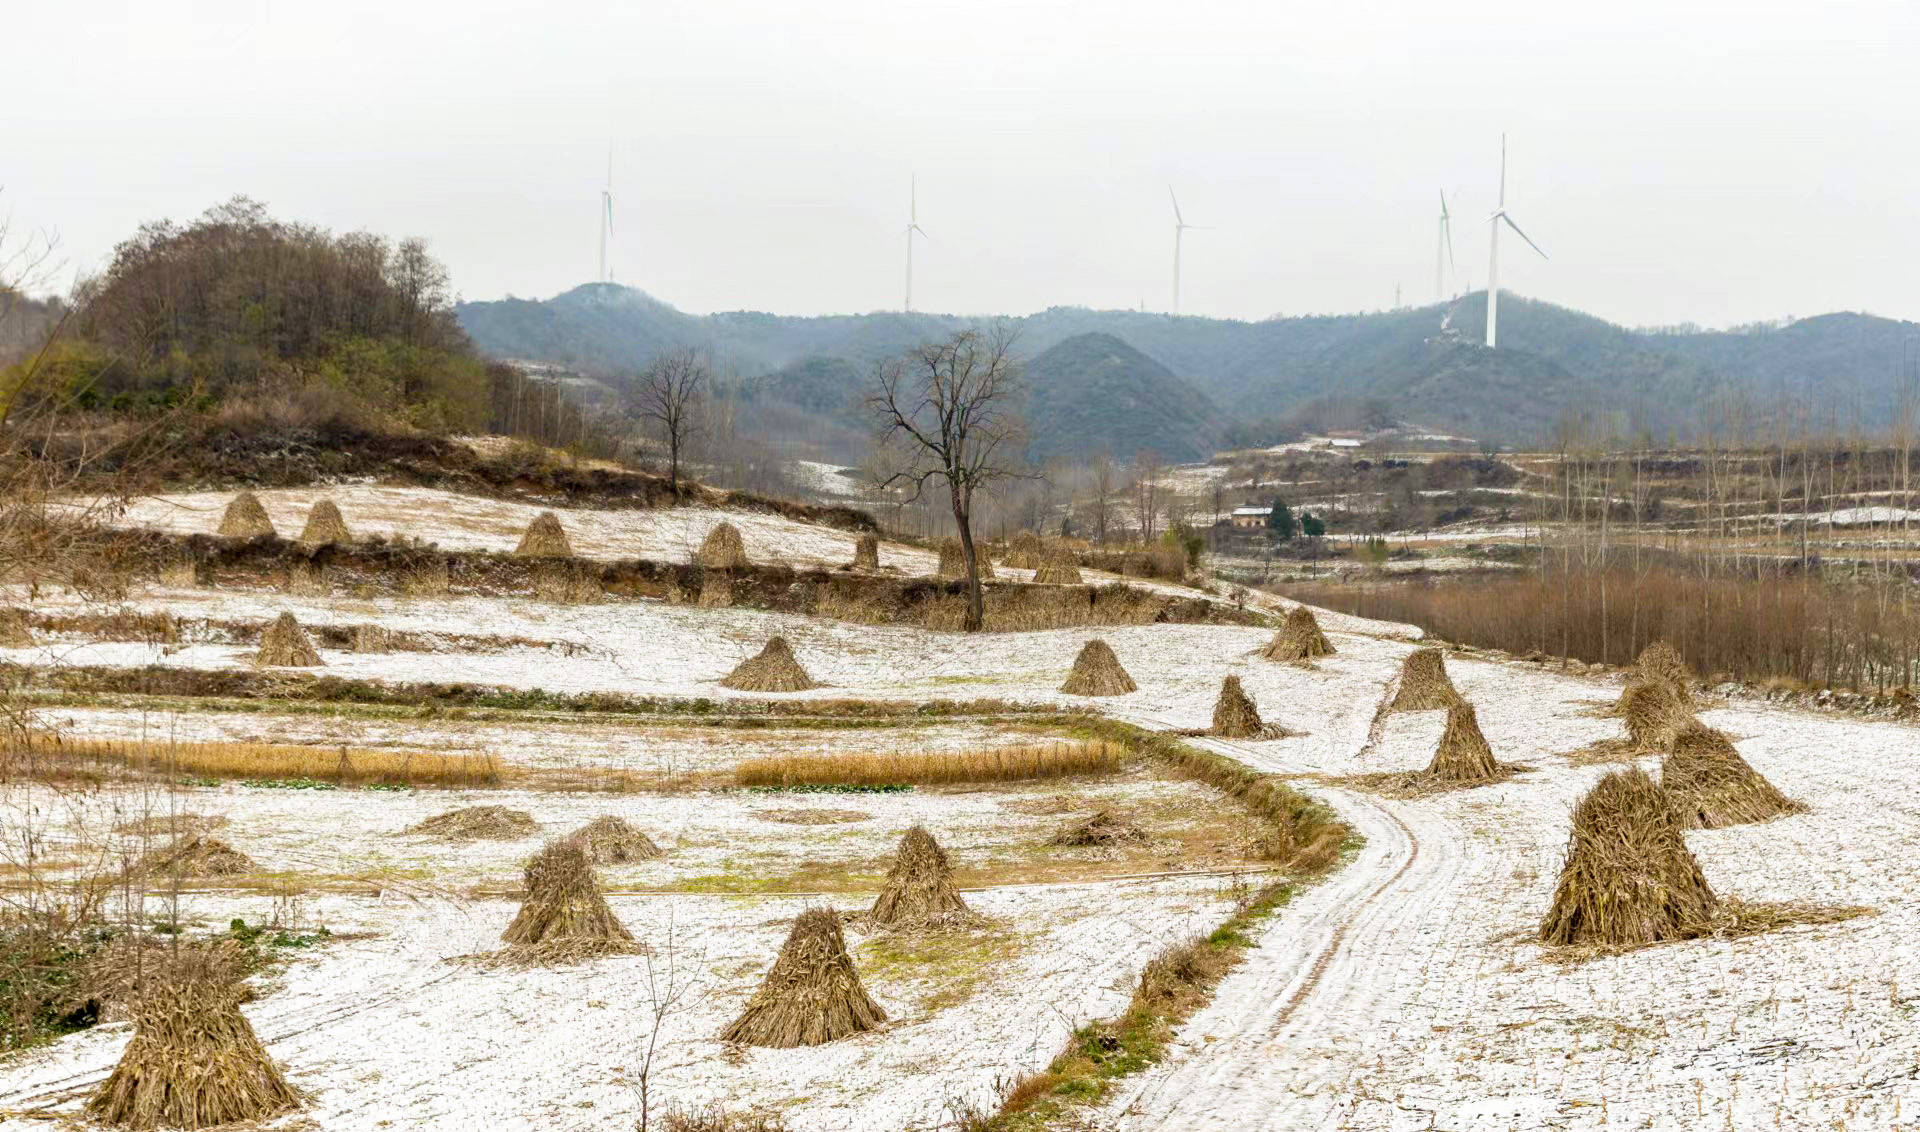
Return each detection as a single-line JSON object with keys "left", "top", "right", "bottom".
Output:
{"left": 598, "top": 149, "right": 615, "bottom": 284}
{"left": 1485, "top": 134, "right": 1548, "bottom": 348}
{"left": 904, "top": 176, "right": 928, "bottom": 312}
{"left": 1435, "top": 191, "right": 1456, "bottom": 302}
{"left": 1169, "top": 186, "right": 1204, "bottom": 316}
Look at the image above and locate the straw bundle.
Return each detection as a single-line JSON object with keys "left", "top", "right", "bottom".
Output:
{"left": 296, "top": 498, "right": 351, "bottom": 547}
{"left": 1032, "top": 549, "right": 1083, "bottom": 585}
{"left": 936, "top": 538, "right": 995, "bottom": 580}
{"left": 86, "top": 951, "right": 299, "bottom": 1129}
{"left": 698, "top": 521, "right": 749, "bottom": 569}
{"left": 1005, "top": 532, "right": 1045, "bottom": 569}
{"left": 697, "top": 573, "right": 734, "bottom": 608}
{"left": 406, "top": 805, "right": 537, "bottom": 840}
{"left": 216, "top": 491, "right": 275, "bottom": 539}
{"left": 570, "top": 815, "right": 664, "bottom": 863}
{"left": 1620, "top": 679, "right": 1696, "bottom": 751}
{"left": 135, "top": 835, "right": 254, "bottom": 879}
{"left": 721, "top": 637, "right": 818, "bottom": 692}
{"left": 1060, "top": 639, "right": 1136, "bottom": 696}
{"left": 1661, "top": 724, "right": 1805, "bottom": 829}
{"left": 1051, "top": 808, "right": 1148, "bottom": 847}
{"left": 515, "top": 510, "right": 574, "bottom": 557}
{"left": 850, "top": 533, "right": 879, "bottom": 570}
{"left": 1635, "top": 641, "right": 1694, "bottom": 702}
{"left": 1211, "top": 675, "right": 1266, "bottom": 739}
{"left": 1263, "top": 605, "right": 1335, "bottom": 662}
{"left": 500, "top": 838, "right": 636, "bottom": 952}
{"left": 1426, "top": 701, "right": 1498, "bottom": 782}
{"left": 720, "top": 908, "right": 887, "bottom": 1047}
{"left": 1537, "top": 766, "right": 1718, "bottom": 948}
{"left": 1385, "top": 647, "right": 1461, "bottom": 712}
{"left": 868, "top": 826, "right": 975, "bottom": 929}
{"left": 254, "top": 612, "right": 322, "bottom": 667}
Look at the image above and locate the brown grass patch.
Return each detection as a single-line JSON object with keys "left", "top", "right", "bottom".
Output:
{"left": 735, "top": 741, "right": 1122, "bottom": 788}
{"left": 754, "top": 808, "right": 871, "bottom": 825}
{"left": 661, "top": 1105, "right": 793, "bottom": 1132}
{"left": 1050, "top": 808, "right": 1149, "bottom": 848}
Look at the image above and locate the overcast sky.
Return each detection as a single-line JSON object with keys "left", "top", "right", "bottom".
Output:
{"left": 6, "top": 0, "right": 1917, "bottom": 328}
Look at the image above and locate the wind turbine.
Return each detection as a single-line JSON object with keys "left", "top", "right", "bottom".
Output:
{"left": 903, "top": 175, "right": 928, "bottom": 312}
{"left": 1435, "top": 190, "right": 1456, "bottom": 302}
{"left": 1169, "top": 186, "right": 1205, "bottom": 316}
{"left": 1485, "top": 134, "right": 1547, "bottom": 348}
{"left": 598, "top": 148, "right": 614, "bottom": 284}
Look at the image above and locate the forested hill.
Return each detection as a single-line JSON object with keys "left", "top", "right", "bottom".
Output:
{"left": 457, "top": 284, "right": 1920, "bottom": 449}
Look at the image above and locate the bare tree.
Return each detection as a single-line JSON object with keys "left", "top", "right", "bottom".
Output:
{"left": 868, "top": 327, "right": 1024, "bottom": 632}
{"left": 1132, "top": 448, "right": 1163, "bottom": 540}
{"left": 1089, "top": 450, "right": 1116, "bottom": 544}
{"left": 635, "top": 348, "right": 709, "bottom": 493}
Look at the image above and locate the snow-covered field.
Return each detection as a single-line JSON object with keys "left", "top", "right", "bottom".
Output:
{"left": 7, "top": 482, "right": 1919, "bottom": 1129}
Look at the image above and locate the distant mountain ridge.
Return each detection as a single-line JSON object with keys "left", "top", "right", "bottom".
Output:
{"left": 458, "top": 284, "right": 1920, "bottom": 452}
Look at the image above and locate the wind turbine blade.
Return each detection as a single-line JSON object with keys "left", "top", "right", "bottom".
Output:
{"left": 1168, "top": 185, "right": 1184, "bottom": 226}
{"left": 1502, "top": 213, "right": 1547, "bottom": 259}
{"left": 1439, "top": 189, "right": 1448, "bottom": 221}
{"left": 911, "top": 224, "right": 928, "bottom": 239}
{"left": 604, "top": 194, "right": 614, "bottom": 234}
{"left": 1444, "top": 218, "right": 1455, "bottom": 271}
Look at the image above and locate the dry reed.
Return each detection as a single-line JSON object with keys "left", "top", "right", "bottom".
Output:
{"left": 735, "top": 741, "right": 1121, "bottom": 788}
{"left": 16, "top": 735, "right": 501, "bottom": 787}
{"left": 133, "top": 835, "right": 254, "bottom": 879}
{"left": 1004, "top": 531, "right": 1045, "bottom": 570}
{"left": 1426, "top": 701, "right": 1498, "bottom": 781}
{"left": 1635, "top": 640, "right": 1694, "bottom": 702}
{"left": 1211, "top": 675, "right": 1267, "bottom": 739}
{"left": 1051, "top": 808, "right": 1148, "bottom": 847}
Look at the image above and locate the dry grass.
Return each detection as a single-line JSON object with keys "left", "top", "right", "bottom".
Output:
{"left": 1051, "top": 808, "right": 1149, "bottom": 848}
{"left": 754, "top": 808, "right": 870, "bottom": 825}
{"left": 1004, "top": 532, "right": 1045, "bottom": 570}
{"left": 1060, "top": 639, "right": 1136, "bottom": 696}
{"left": 7, "top": 734, "right": 502, "bottom": 787}
{"left": 113, "top": 813, "right": 229, "bottom": 838}
{"left": 531, "top": 560, "right": 601, "bottom": 603}
{"left": 661, "top": 1106, "right": 793, "bottom": 1132}
{"left": 1032, "top": 549, "right": 1083, "bottom": 585}
{"left": 721, "top": 907, "right": 887, "bottom": 1047}
{"left": 133, "top": 835, "right": 254, "bottom": 879}
{"left": 568, "top": 815, "right": 664, "bottom": 863}
{"left": 734, "top": 741, "right": 1123, "bottom": 788}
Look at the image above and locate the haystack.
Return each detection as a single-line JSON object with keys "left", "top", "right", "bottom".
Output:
{"left": 570, "top": 815, "right": 664, "bottom": 863}
{"left": 254, "top": 612, "right": 323, "bottom": 667}
{"left": 500, "top": 838, "right": 636, "bottom": 952}
{"left": 406, "top": 805, "right": 537, "bottom": 840}
{"left": 721, "top": 637, "right": 818, "bottom": 692}
{"left": 1635, "top": 640, "right": 1694, "bottom": 702}
{"left": 135, "top": 835, "right": 254, "bottom": 878}
{"left": 698, "top": 521, "right": 749, "bottom": 569}
{"left": 1005, "top": 531, "right": 1045, "bottom": 569}
{"left": 1386, "top": 647, "right": 1460, "bottom": 712}
{"left": 515, "top": 510, "right": 574, "bottom": 557}
{"left": 1060, "top": 639, "right": 1136, "bottom": 696}
{"left": 216, "top": 491, "right": 275, "bottom": 539}
{"left": 1426, "top": 701, "right": 1498, "bottom": 782}
{"left": 867, "top": 826, "right": 974, "bottom": 929}
{"left": 1537, "top": 766, "right": 1718, "bottom": 948}
{"left": 296, "top": 498, "right": 351, "bottom": 547}
{"left": 1620, "top": 679, "right": 1696, "bottom": 752}
{"left": 697, "top": 573, "right": 734, "bottom": 608}
{"left": 720, "top": 908, "right": 887, "bottom": 1047}
{"left": 1211, "top": 675, "right": 1266, "bottom": 739}
{"left": 936, "top": 538, "right": 995, "bottom": 580}
{"left": 849, "top": 533, "right": 879, "bottom": 571}
{"left": 1032, "top": 549, "right": 1083, "bottom": 585}
{"left": 1051, "top": 808, "right": 1148, "bottom": 847}
{"left": 86, "top": 951, "right": 299, "bottom": 1129}
{"left": 1263, "top": 606, "right": 1334, "bottom": 662}
{"left": 1661, "top": 723, "right": 1805, "bottom": 829}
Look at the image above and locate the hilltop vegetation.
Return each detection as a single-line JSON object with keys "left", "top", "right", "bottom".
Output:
{"left": 459, "top": 284, "right": 1920, "bottom": 454}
